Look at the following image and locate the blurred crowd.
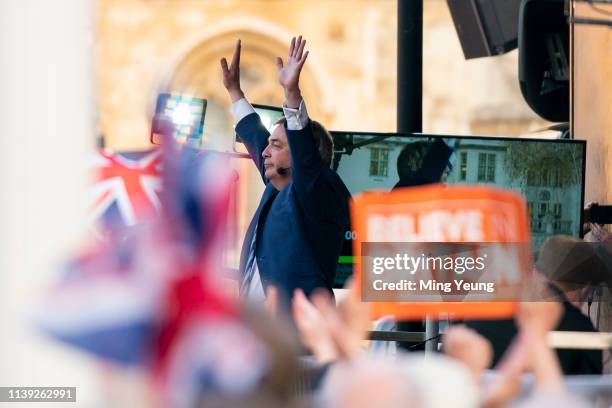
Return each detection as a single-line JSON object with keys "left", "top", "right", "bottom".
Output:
{"left": 38, "top": 137, "right": 612, "bottom": 407}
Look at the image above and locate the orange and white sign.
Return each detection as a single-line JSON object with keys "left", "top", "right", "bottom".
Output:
{"left": 351, "top": 184, "right": 532, "bottom": 319}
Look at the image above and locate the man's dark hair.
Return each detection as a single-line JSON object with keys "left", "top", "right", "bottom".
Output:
{"left": 275, "top": 117, "right": 334, "bottom": 167}
{"left": 396, "top": 141, "right": 431, "bottom": 179}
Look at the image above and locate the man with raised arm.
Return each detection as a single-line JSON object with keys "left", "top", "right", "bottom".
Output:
{"left": 220, "top": 36, "right": 351, "bottom": 304}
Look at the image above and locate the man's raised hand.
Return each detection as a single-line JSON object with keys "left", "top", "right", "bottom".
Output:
{"left": 220, "top": 39, "right": 245, "bottom": 102}
{"left": 276, "top": 35, "right": 309, "bottom": 108}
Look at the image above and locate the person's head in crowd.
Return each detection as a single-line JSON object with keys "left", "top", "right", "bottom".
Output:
{"left": 535, "top": 235, "right": 609, "bottom": 302}
{"left": 318, "top": 354, "right": 479, "bottom": 408}
{"left": 318, "top": 356, "right": 417, "bottom": 408}
{"left": 394, "top": 138, "right": 453, "bottom": 188}
{"left": 397, "top": 141, "right": 430, "bottom": 179}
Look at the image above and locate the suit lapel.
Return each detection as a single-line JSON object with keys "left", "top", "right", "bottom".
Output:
{"left": 238, "top": 184, "right": 278, "bottom": 277}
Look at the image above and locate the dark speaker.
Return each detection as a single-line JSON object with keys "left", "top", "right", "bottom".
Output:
{"left": 447, "top": 0, "right": 522, "bottom": 59}
{"left": 518, "top": 0, "right": 569, "bottom": 122}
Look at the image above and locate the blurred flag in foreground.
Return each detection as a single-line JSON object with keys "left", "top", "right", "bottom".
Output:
{"left": 37, "top": 130, "right": 267, "bottom": 406}
{"left": 88, "top": 148, "right": 163, "bottom": 237}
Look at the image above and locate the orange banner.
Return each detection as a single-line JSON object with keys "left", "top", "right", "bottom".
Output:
{"left": 351, "top": 184, "right": 532, "bottom": 320}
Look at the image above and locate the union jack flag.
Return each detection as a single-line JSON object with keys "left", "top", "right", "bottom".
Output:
{"left": 39, "top": 145, "right": 266, "bottom": 407}
{"left": 88, "top": 148, "right": 163, "bottom": 236}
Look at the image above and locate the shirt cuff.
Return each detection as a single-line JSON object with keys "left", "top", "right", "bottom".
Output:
{"left": 282, "top": 99, "right": 309, "bottom": 130}
{"left": 230, "top": 98, "right": 256, "bottom": 124}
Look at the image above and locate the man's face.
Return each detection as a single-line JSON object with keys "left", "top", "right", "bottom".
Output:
{"left": 262, "top": 124, "right": 292, "bottom": 180}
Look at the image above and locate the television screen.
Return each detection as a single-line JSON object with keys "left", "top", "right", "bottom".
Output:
{"left": 234, "top": 104, "right": 284, "bottom": 150}
{"left": 252, "top": 104, "right": 284, "bottom": 132}
{"left": 332, "top": 132, "right": 586, "bottom": 287}
{"left": 151, "top": 93, "right": 207, "bottom": 147}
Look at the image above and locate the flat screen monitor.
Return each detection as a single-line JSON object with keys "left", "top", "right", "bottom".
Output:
{"left": 252, "top": 104, "right": 284, "bottom": 132}
{"left": 331, "top": 132, "right": 586, "bottom": 288}
{"left": 151, "top": 93, "right": 207, "bottom": 147}
{"left": 234, "top": 104, "right": 284, "bottom": 145}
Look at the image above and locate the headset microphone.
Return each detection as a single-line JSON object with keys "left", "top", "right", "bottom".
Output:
{"left": 277, "top": 167, "right": 290, "bottom": 176}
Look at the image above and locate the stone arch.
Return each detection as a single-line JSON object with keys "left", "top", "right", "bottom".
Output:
{"left": 152, "top": 29, "right": 328, "bottom": 150}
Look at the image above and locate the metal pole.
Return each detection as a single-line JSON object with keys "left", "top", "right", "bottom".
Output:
{"left": 397, "top": 0, "right": 423, "bottom": 133}
{"left": 398, "top": 0, "right": 429, "bottom": 351}
{"left": 424, "top": 316, "right": 440, "bottom": 352}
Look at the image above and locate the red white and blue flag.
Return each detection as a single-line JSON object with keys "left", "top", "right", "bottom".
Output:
{"left": 38, "top": 141, "right": 264, "bottom": 406}
{"left": 88, "top": 148, "right": 163, "bottom": 236}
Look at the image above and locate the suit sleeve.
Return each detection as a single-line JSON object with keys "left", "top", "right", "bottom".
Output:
{"left": 235, "top": 112, "right": 271, "bottom": 183}
{"left": 285, "top": 122, "right": 341, "bottom": 222}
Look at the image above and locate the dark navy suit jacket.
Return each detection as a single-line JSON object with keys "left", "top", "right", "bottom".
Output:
{"left": 236, "top": 112, "right": 351, "bottom": 299}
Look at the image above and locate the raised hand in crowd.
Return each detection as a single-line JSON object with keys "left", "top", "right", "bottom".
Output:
{"left": 515, "top": 301, "right": 563, "bottom": 339}
{"left": 292, "top": 289, "right": 338, "bottom": 364}
{"left": 329, "top": 280, "right": 371, "bottom": 359}
{"left": 514, "top": 302, "right": 565, "bottom": 391}
{"left": 444, "top": 325, "right": 521, "bottom": 408}
{"left": 483, "top": 301, "right": 565, "bottom": 407}
{"left": 292, "top": 280, "right": 371, "bottom": 364}
{"left": 444, "top": 325, "right": 493, "bottom": 381}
